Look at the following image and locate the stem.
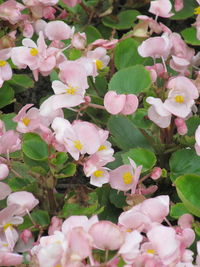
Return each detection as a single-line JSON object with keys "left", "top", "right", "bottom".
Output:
{"left": 89, "top": 76, "right": 100, "bottom": 97}
{"left": 80, "top": 2, "right": 92, "bottom": 16}
{"left": 88, "top": 103, "right": 106, "bottom": 110}
{"left": 10, "top": 168, "right": 23, "bottom": 178}
{"left": 47, "top": 188, "right": 57, "bottom": 213}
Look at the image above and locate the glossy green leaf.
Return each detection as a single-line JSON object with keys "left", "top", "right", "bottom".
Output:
{"left": 22, "top": 133, "right": 49, "bottom": 161}
{"left": 56, "top": 163, "right": 76, "bottom": 178}
{"left": 186, "top": 116, "right": 200, "bottom": 136}
{"left": 102, "top": 10, "right": 140, "bottom": 30}
{"left": 129, "top": 108, "right": 152, "bottom": 129}
{"left": 109, "top": 189, "right": 126, "bottom": 208}
{"left": 181, "top": 27, "right": 200, "bottom": 46}
{"left": 108, "top": 65, "right": 152, "bottom": 95}
{"left": 108, "top": 115, "right": 151, "bottom": 150}
{"left": 0, "top": 113, "right": 17, "bottom": 130}
{"left": 31, "top": 210, "right": 50, "bottom": 227}
{"left": 175, "top": 174, "right": 200, "bottom": 217}
{"left": 51, "top": 152, "right": 68, "bottom": 165}
{"left": 0, "top": 84, "right": 14, "bottom": 108}
{"left": 7, "top": 177, "right": 38, "bottom": 194}
{"left": 114, "top": 38, "right": 145, "bottom": 69}
{"left": 8, "top": 74, "right": 34, "bottom": 93}
{"left": 85, "top": 25, "right": 102, "bottom": 44}
{"left": 170, "top": 203, "right": 189, "bottom": 219}
{"left": 122, "top": 148, "right": 156, "bottom": 173}
{"left": 170, "top": 149, "right": 200, "bottom": 181}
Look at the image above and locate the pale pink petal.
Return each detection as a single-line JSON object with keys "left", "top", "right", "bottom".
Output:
{"left": 0, "top": 182, "right": 11, "bottom": 200}
{"left": 104, "top": 91, "right": 126, "bottom": 115}
{"left": 121, "top": 94, "right": 139, "bottom": 115}
{"left": 45, "top": 21, "right": 72, "bottom": 40}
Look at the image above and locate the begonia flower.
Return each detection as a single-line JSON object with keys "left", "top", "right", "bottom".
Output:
{"left": 71, "top": 32, "right": 87, "bottom": 50}
{"left": 104, "top": 91, "right": 138, "bottom": 115}
{"left": 149, "top": 0, "right": 174, "bottom": 18}
{"left": 45, "top": 21, "right": 73, "bottom": 41}
{"left": 0, "top": 48, "right": 12, "bottom": 87}
{"left": 109, "top": 158, "right": 142, "bottom": 193}
{"left": 0, "top": 0, "right": 25, "bottom": 25}
{"left": 7, "top": 191, "right": 39, "bottom": 216}
{"left": 146, "top": 97, "right": 172, "bottom": 128}
{"left": 89, "top": 221, "right": 124, "bottom": 250}
{"left": 174, "top": 0, "right": 184, "bottom": 11}
{"left": 0, "top": 164, "right": 9, "bottom": 180}
{"left": 61, "top": 0, "right": 81, "bottom": 7}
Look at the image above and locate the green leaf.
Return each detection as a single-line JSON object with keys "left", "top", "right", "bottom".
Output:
{"left": 56, "top": 163, "right": 76, "bottom": 178}
{"left": 108, "top": 115, "right": 151, "bottom": 150}
{"left": 102, "top": 10, "right": 140, "bottom": 30}
{"left": 169, "top": 149, "right": 200, "bottom": 181}
{"left": 108, "top": 65, "right": 152, "bottom": 95}
{"left": 171, "top": 0, "right": 197, "bottom": 20}
{"left": 7, "top": 177, "right": 38, "bottom": 194}
{"left": 109, "top": 189, "right": 126, "bottom": 208}
{"left": 129, "top": 108, "right": 152, "bottom": 129}
{"left": 114, "top": 38, "right": 146, "bottom": 69}
{"left": 122, "top": 148, "right": 156, "bottom": 173}
{"left": 175, "top": 174, "right": 200, "bottom": 217}
{"left": 186, "top": 116, "right": 200, "bottom": 136}
{"left": 22, "top": 133, "right": 49, "bottom": 161}
{"left": 85, "top": 25, "right": 102, "bottom": 44}
{"left": 31, "top": 209, "right": 50, "bottom": 227}
{"left": 8, "top": 74, "right": 34, "bottom": 93}
{"left": 0, "top": 84, "right": 14, "bottom": 108}
{"left": 51, "top": 152, "right": 68, "bottom": 165}
{"left": 181, "top": 27, "right": 200, "bottom": 46}
{"left": 170, "top": 203, "right": 189, "bottom": 219}
{"left": 0, "top": 113, "right": 17, "bottom": 130}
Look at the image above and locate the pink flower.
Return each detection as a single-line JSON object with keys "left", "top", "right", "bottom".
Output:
{"left": 52, "top": 117, "right": 102, "bottom": 160}
{"left": 71, "top": 32, "right": 86, "bottom": 50}
{"left": 0, "top": 163, "right": 9, "bottom": 180}
{"left": 174, "top": 0, "right": 184, "bottom": 12}
{"left": 109, "top": 159, "right": 142, "bottom": 194}
{"left": 0, "top": 0, "right": 25, "bottom": 24}
{"left": 89, "top": 221, "right": 124, "bottom": 250}
{"left": 164, "top": 76, "right": 199, "bottom": 118}
{"left": 146, "top": 97, "right": 172, "bottom": 128}
{"left": 7, "top": 191, "right": 39, "bottom": 216}
{"left": 48, "top": 216, "right": 63, "bottom": 235}
{"left": 0, "top": 48, "right": 12, "bottom": 87}
{"left": 150, "top": 167, "right": 162, "bottom": 180}
{"left": 104, "top": 91, "right": 138, "bottom": 115}
{"left": 89, "top": 167, "right": 110, "bottom": 187}
{"left": 175, "top": 118, "right": 188, "bottom": 135}
{"left": 45, "top": 21, "right": 73, "bottom": 41}
{"left": 195, "top": 125, "right": 200, "bottom": 155}
{"left": 91, "top": 39, "right": 118, "bottom": 50}
{"left": 0, "top": 182, "right": 12, "bottom": 200}
{"left": 0, "top": 252, "right": 23, "bottom": 266}
{"left": 0, "top": 128, "right": 21, "bottom": 154}
{"left": 138, "top": 34, "right": 172, "bottom": 60}
{"left": 149, "top": 0, "right": 174, "bottom": 18}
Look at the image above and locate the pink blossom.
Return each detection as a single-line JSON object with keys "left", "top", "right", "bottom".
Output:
{"left": 89, "top": 221, "right": 124, "bottom": 250}
{"left": 109, "top": 159, "right": 142, "bottom": 193}
{"left": 45, "top": 21, "right": 73, "bottom": 40}
{"left": 89, "top": 167, "right": 110, "bottom": 187}
{"left": 0, "top": 252, "right": 23, "bottom": 266}
{"left": 164, "top": 76, "right": 199, "bottom": 118}
{"left": 48, "top": 216, "right": 63, "bottom": 235}
{"left": 146, "top": 97, "right": 172, "bottom": 128}
{"left": 175, "top": 118, "right": 188, "bottom": 135}
{"left": 136, "top": 15, "right": 163, "bottom": 35}
{"left": 0, "top": 164, "right": 9, "bottom": 180}
{"left": 20, "top": 229, "right": 33, "bottom": 244}
{"left": 150, "top": 167, "right": 162, "bottom": 180}
{"left": 0, "top": 48, "right": 12, "bottom": 87}
{"left": 71, "top": 32, "right": 87, "bottom": 50}
{"left": 0, "top": 129, "right": 21, "bottom": 154}
{"left": 149, "top": 0, "right": 174, "bottom": 18}
{"left": 195, "top": 125, "right": 200, "bottom": 155}
{"left": 138, "top": 34, "right": 172, "bottom": 60}
{"left": 11, "top": 32, "right": 58, "bottom": 81}
{"left": 178, "top": 214, "right": 194, "bottom": 230}
{"left": 104, "top": 91, "right": 138, "bottom": 115}
{"left": 0, "top": 182, "right": 12, "bottom": 200}
{"left": 0, "top": 0, "right": 25, "bottom": 24}
{"left": 52, "top": 117, "right": 102, "bottom": 160}
{"left": 91, "top": 39, "right": 118, "bottom": 49}
{"left": 7, "top": 191, "right": 39, "bottom": 216}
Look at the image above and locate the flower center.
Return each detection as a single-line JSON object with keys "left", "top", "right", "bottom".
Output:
{"left": 174, "top": 95, "right": 184, "bottom": 103}
{"left": 73, "top": 140, "right": 83, "bottom": 151}
{"left": 147, "top": 249, "right": 155, "bottom": 254}
{"left": 66, "top": 85, "right": 77, "bottom": 95}
{"left": 194, "top": 6, "right": 200, "bottom": 15}
{"left": 93, "top": 170, "right": 104, "bottom": 177}
{"left": 30, "top": 48, "right": 38, "bottom": 56}
{"left": 22, "top": 117, "right": 30, "bottom": 126}
{"left": 96, "top": 59, "right": 103, "bottom": 70}
{"left": 98, "top": 145, "right": 106, "bottom": 151}
{"left": 3, "top": 223, "right": 13, "bottom": 231}
{"left": 123, "top": 172, "right": 133, "bottom": 184}
{"left": 0, "top": 60, "right": 7, "bottom": 67}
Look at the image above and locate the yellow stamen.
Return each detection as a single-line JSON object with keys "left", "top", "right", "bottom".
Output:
{"left": 2, "top": 243, "right": 8, "bottom": 247}
{"left": 93, "top": 170, "right": 104, "bottom": 177}
{"left": 73, "top": 140, "right": 83, "bottom": 151}
{"left": 123, "top": 172, "right": 133, "bottom": 184}
{"left": 147, "top": 249, "right": 155, "bottom": 254}
{"left": 0, "top": 60, "right": 7, "bottom": 67}
{"left": 66, "top": 85, "right": 77, "bottom": 95}
{"left": 96, "top": 59, "right": 103, "bottom": 70}
{"left": 126, "top": 228, "right": 132, "bottom": 232}
{"left": 55, "top": 265, "right": 62, "bottom": 267}
{"left": 3, "top": 223, "right": 13, "bottom": 231}
{"left": 22, "top": 117, "right": 30, "bottom": 126}
{"left": 174, "top": 95, "right": 184, "bottom": 103}
{"left": 194, "top": 6, "right": 200, "bottom": 15}
{"left": 98, "top": 145, "right": 106, "bottom": 151}
{"left": 30, "top": 48, "right": 38, "bottom": 56}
